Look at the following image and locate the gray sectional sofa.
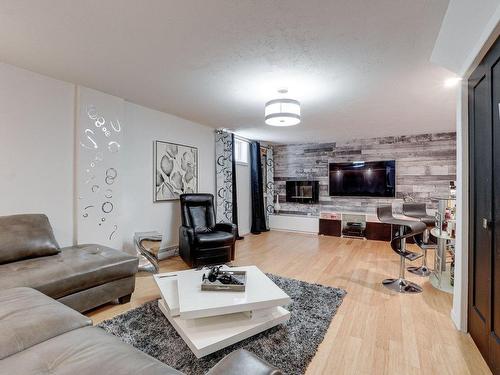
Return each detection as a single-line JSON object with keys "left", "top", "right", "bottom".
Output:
{"left": 0, "top": 214, "right": 138, "bottom": 312}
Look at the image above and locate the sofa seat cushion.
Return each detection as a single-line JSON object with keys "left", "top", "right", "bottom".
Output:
{"left": 0, "top": 326, "right": 183, "bottom": 375}
{"left": 195, "top": 231, "right": 235, "bottom": 246}
{"left": 0, "top": 214, "right": 60, "bottom": 264}
{"left": 0, "top": 287, "right": 91, "bottom": 360}
{"left": 0, "top": 245, "right": 138, "bottom": 299}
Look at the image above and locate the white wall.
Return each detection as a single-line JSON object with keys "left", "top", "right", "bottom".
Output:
{"left": 431, "top": 0, "right": 500, "bottom": 75}
{"left": 431, "top": 1, "right": 500, "bottom": 332}
{"left": 0, "top": 63, "right": 74, "bottom": 246}
{"left": 121, "top": 102, "right": 215, "bottom": 253}
{"left": 0, "top": 62, "right": 216, "bottom": 253}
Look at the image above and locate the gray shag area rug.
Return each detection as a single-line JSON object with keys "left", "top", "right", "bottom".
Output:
{"left": 98, "top": 274, "right": 346, "bottom": 375}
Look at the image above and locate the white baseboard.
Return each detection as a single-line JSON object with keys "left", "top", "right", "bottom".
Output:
{"left": 450, "top": 308, "right": 466, "bottom": 332}
{"left": 158, "top": 245, "right": 179, "bottom": 260}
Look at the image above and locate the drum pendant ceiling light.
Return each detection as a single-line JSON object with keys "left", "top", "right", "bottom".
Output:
{"left": 264, "top": 89, "right": 301, "bottom": 126}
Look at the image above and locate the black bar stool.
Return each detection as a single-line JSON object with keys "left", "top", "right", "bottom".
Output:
{"left": 402, "top": 203, "right": 436, "bottom": 277}
{"left": 377, "top": 205, "right": 427, "bottom": 294}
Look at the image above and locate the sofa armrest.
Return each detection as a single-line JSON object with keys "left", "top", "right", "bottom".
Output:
{"left": 214, "top": 222, "right": 237, "bottom": 236}
{"left": 206, "top": 349, "right": 282, "bottom": 375}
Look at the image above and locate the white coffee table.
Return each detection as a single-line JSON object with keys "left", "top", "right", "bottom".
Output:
{"left": 153, "top": 265, "right": 291, "bottom": 358}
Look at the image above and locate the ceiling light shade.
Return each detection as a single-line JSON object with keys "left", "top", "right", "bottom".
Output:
{"left": 264, "top": 98, "right": 301, "bottom": 126}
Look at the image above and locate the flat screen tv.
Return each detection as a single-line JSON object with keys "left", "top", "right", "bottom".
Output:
{"left": 329, "top": 160, "right": 396, "bottom": 197}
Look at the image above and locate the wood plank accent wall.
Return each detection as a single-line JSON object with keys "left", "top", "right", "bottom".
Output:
{"left": 273, "top": 132, "right": 456, "bottom": 215}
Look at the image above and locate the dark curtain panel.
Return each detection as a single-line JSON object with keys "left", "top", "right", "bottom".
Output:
{"left": 250, "top": 141, "right": 268, "bottom": 234}
{"left": 231, "top": 134, "right": 243, "bottom": 240}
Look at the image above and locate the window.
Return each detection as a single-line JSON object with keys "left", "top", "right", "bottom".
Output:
{"left": 234, "top": 138, "right": 249, "bottom": 164}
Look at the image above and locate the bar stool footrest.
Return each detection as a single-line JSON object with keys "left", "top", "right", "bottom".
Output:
{"left": 401, "top": 250, "right": 423, "bottom": 262}
{"left": 407, "top": 265, "right": 432, "bottom": 277}
{"left": 382, "top": 278, "right": 423, "bottom": 294}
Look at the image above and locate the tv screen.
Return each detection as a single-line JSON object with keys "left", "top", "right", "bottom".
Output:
{"left": 329, "top": 160, "right": 396, "bottom": 197}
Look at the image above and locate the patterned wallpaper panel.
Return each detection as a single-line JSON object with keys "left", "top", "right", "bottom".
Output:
{"left": 273, "top": 132, "right": 456, "bottom": 215}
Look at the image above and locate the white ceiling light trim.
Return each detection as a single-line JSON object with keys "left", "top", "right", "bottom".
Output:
{"left": 264, "top": 98, "right": 301, "bottom": 126}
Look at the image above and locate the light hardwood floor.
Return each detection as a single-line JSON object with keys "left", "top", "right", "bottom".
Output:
{"left": 88, "top": 231, "right": 491, "bottom": 375}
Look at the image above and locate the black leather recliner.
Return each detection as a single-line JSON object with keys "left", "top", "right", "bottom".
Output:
{"left": 179, "top": 193, "right": 237, "bottom": 267}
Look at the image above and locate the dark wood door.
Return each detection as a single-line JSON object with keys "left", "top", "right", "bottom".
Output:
{"left": 491, "top": 52, "right": 500, "bottom": 373}
{"left": 468, "top": 36, "right": 500, "bottom": 373}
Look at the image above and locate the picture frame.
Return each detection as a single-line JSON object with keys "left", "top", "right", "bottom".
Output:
{"left": 154, "top": 140, "right": 198, "bottom": 201}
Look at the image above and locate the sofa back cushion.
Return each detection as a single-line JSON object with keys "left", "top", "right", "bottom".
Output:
{"left": 0, "top": 214, "right": 60, "bottom": 264}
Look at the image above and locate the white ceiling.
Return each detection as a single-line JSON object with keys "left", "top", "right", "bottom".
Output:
{"left": 431, "top": 0, "right": 500, "bottom": 76}
{"left": 0, "top": 0, "right": 457, "bottom": 143}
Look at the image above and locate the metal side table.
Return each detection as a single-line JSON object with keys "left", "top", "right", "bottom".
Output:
{"left": 134, "top": 231, "right": 162, "bottom": 273}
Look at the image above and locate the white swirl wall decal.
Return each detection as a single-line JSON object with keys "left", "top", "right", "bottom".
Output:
{"left": 80, "top": 99, "right": 122, "bottom": 246}
{"left": 110, "top": 119, "right": 121, "bottom": 133}
{"left": 104, "top": 189, "right": 113, "bottom": 199}
{"left": 109, "top": 225, "right": 118, "bottom": 240}
{"left": 82, "top": 205, "right": 94, "bottom": 218}
{"left": 95, "top": 117, "right": 105, "bottom": 128}
{"left": 102, "top": 201, "right": 114, "bottom": 213}
{"left": 80, "top": 129, "right": 98, "bottom": 150}
{"left": 86, "top": 105, "right": 98, "bottom": 120}
{"left": 108, "top": 141, "right": 120, "bottom": 153}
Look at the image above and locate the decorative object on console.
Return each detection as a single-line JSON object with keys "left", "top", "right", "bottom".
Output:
{"left": 179, "top": 193, "right": 237, "bottom": 267}
{"left": 154, "top": 140, "right": 198, "bottom": 201}
{"left": 275, "top": 193, "right": 281, "bottom": 213}
{"left": 99, "top": 273, "right": 346, "bottom": 375}
{"left": 449, "top": 180, "right": 456, "bottom": 198}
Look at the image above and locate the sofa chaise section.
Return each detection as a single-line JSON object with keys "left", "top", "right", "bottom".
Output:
{"left": 0, "top": 214, "right": 138, "bottom": 312}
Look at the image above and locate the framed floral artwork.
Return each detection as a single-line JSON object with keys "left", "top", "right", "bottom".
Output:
{"left": 154, "top": 141, "right": 198, "bottom": 201}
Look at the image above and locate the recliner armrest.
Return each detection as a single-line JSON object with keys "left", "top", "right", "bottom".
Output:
{"left": 214, "top": 222, "right": 237, "bottom": 235}
{"left": 180, "top": 225, "right": 195, "bottom": 244}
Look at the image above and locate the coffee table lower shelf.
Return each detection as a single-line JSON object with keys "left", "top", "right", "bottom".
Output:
{"left": 158, "top": 299, "right": 290, "bottom": 358}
